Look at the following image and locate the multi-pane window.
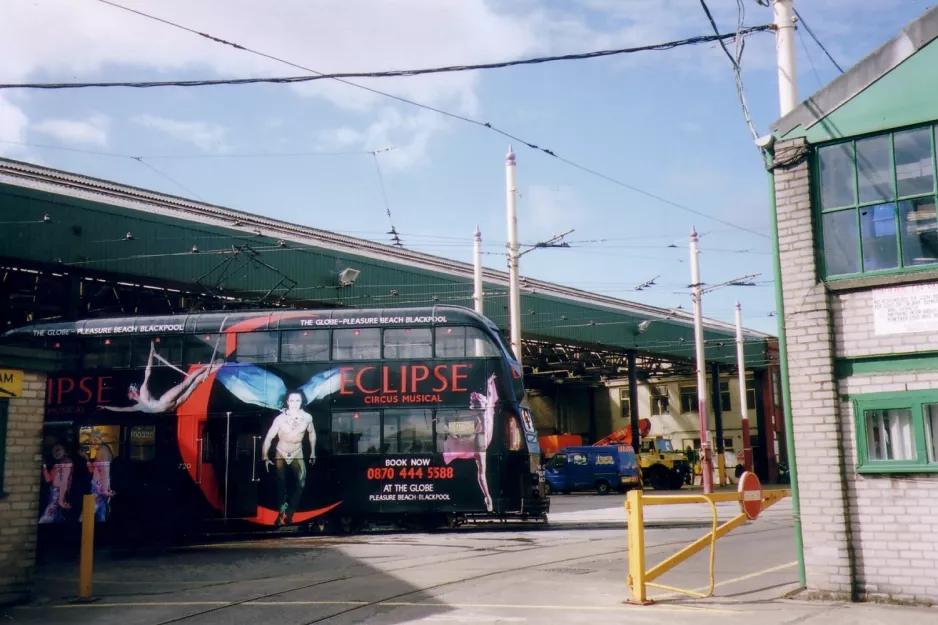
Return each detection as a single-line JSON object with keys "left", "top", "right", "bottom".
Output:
{"left": 746, "top": 378, "right": 757, "bottom": 411}
{"left": 650, "top": 385, "right": 669, "bottom": 416}
{"left": 680, "top": 384, "right": 698, "bottom": 414}
{"left": 235, "top": 331, "right": 279, "bottom": 363}
{"left": 434, "top": 326, "right": 500, "bottom": 358}
{"left": 717, "top": 381, "right": 731, "bottom": 412}
{"left": 332, "top": 328, "right": 380, "bottom": 360}
{"left": 384, "top": 328, "right": 432, "bottom": 359}
{"left": 853, "top": 391, "right": 938, "bottom": 473}
{"left": 281, "top": 330, "right": 330, "bottom": 362}
{"left": 185, "top": 333, "right": 222, "bottom": 365}
{"left": 619, "top": 388, "right": 632, "bottom": 419}
{"left": 383, "top": 408, "right": 435, "bottom": 453}
{"left": 817, "top": 126, "right": 938, "bottom": 278}
{"left": 81, "top": 337, "right": 132, "bottom": 369}
{"left": 332, "top": 411, "right": 381, "bottom": 454}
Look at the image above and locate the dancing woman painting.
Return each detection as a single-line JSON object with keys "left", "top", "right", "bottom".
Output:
{"left": 442, "top": 373, "right": 498, "bottom": 512}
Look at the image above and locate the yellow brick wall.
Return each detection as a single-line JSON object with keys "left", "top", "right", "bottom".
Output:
{"left": 0, "top": 371, "right": 45, "bottom": 605}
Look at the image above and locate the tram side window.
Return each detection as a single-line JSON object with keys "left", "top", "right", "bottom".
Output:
{"left": 383, "top": 408, "right": 435, "bottom": 453}
{"left": 332, "top": 411, "right": 381, "bottom": 454}
{"left": 281, "top": 330, "right": 330, "bottom": 362}
{"left": 128, "top": 425, "right": 156, "bottom": 461}
{"left": 81, "top": 337, "right": 132, "bottom": 369}
{"left": 383, "top": 328, "right": 432, "bottom": 359}
{"left": 436, "top": 408, "right": 481, "bottom": 454}
{"left": 434, "top": 327, "right": 500, "bottom": 358}
{"left": 184, "top": 334, "right": 223, "bottom": 365}
{"left": 235, "top": 331, "right": 279, "bottom": 363}
{"left": 333, "top": 328, "right": 380, "bottom": 360}
{"left": 132, "top": 337, "right": 183, "bottom": 369}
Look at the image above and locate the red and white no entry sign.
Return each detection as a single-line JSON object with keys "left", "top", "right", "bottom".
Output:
{"left": 738, "top": 471, "right": 762, "bottom": 520}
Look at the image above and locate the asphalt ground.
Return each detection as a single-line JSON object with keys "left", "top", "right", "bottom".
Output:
{"left": 4, "top": 489, "right": 936, "bottom": 624}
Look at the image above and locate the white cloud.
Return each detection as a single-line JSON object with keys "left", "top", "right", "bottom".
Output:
{"left": 32, "top": 114, "right": 109, "bottom": 146}
{"left": 317, "top": 108, "right": 449, "bottom": 170}
{"left": 522, "top": 185, "right": 587, "bottom": 242}
{"left": 134, "top": 115, "right": 229, "bottom": 153}
{"left": 0, "top": 95, "right": 30, "bottom": 157}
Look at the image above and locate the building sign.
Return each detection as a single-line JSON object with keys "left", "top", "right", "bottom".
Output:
{"left": 0, "top": 369, "right": 24, "bottom": 398}
{"left": 872, "top": 282, "right": 938, "bottom": 336}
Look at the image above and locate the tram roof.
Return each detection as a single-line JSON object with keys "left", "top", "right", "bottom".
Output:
{"left": 1, "top": 305, "right": 489, "bottom": 339}
{"left": 0, "top": 157, "right": 774, "bottom": 370}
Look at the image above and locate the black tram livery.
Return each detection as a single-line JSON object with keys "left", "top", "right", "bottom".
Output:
{"left": 2, "top": 306, "right": 548, "bottom": 536}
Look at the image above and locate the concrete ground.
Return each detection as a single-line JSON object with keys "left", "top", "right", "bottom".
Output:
{"left": 3, "top": 489, "right": 935, "bottom": 624}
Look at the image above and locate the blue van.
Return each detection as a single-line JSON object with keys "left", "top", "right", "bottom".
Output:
{"left": 543, "top": 445, "right": 641, "bottom": 495}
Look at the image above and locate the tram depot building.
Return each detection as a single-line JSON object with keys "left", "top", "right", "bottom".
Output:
{"left": 769, "top": 5, "right": 938, "bottom": 603}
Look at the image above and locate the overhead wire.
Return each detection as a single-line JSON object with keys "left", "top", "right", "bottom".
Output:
{"left": 1, "top": 21, "right": 775, "bottom": 90}
{"left": 791, "top": 7, "right": 844, "bottom": 73}
{"left": 796, "top": 22, "right": 825, "bottom": 89}
{"left": 130, "top": 156, "right": 207, "bottom": 202}
{"left": 68, "top": 0, "right": 771, "bottom": 240}
{"left": 698, "top": 0, "right": 760, "bottom": 143}
{"left": 0, "top": 139, "right": 375, "bottom": 159}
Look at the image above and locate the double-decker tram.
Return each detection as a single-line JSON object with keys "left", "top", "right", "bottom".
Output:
{"left": 2, "top": 306, "right": 548, "bottom": 539}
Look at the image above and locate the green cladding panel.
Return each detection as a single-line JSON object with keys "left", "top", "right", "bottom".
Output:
{"left": 780, "top": 37, "right": 938, "bottom": 144}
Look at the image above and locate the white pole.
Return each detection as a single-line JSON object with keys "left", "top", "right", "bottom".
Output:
{"left": 691, "top": 227, "right": 714, "bottom": 493}
{"left": 736, "top": 302, "right": 754, "bottom": 473}
{"left": 473, "top": 226, "right": 484, "bottom": 315}
{"left": 506, "top": 146, "right": 522, "bottom": 363}
{"left": 774, "top": 0, "right": 798, "bottom": 117}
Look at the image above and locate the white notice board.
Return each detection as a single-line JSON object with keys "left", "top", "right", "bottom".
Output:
{"left": 872, "top": 282, "right": 938, "bottom": 336}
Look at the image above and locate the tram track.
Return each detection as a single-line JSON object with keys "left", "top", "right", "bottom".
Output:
{"left": 118, "top": 520, "right": 793, "bottom": 625}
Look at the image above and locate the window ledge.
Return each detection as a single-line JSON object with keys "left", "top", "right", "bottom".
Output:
{"left": 826, "top": 267, "right": 938, "bottom": 292}
{"left": 857, "top": 464, "right": 938, "bottom": 475}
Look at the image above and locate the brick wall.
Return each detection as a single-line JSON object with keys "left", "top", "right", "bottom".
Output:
{"left": 773, "top": 138, "right": 855, "bottom": 597}
{"left": 837, "top": 368, "right": 938, "bottom": 603}
{"left": 0, "top": 372, "right": 45, "bottom": 606}
{"left": 833, "top": 290, "right": 938, "bottom": 358}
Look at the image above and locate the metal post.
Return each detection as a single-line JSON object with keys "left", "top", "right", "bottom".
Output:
{"left": 711, "top": 362, "right": 726, "bottom": 486}
{"left": 625, "top": 489, "right": 648, "bottom": 604}
{"left": 627, "top": 351, "right": 641, "bottom": 457}
{"left": 736, "top": 302, "right": 754, "bottom": 473}
{"left": 774, "top": 0, "right": 798, "bottom": 117}
{"left": 473, "top": 226, "right": 484, "bottom": 315}
{"left": 506, "top": 146, "right": 522, "bottom": 363}
{"left": 690, "top": 227, "right": 714, "bottom": 494}
{"left": 77, "top": 493, "right": 95, "bottom": 602}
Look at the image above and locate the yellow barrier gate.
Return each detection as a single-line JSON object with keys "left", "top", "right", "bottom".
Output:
{"left": 626, "top": 472, "right": 790, "bottom": 605}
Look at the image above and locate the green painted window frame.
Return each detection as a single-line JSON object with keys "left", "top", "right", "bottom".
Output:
{"left": 0, "top": 400, "right": 7, "bottom": 495}
{"left": 815, "top": 123, "right": 938, "bottom": 280}
{"left": 853, "top": 390, "right": 938, "bottom": 474}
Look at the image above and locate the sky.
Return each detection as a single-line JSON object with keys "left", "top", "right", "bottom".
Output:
{"left": 0, "top": 0, "right": 932, "bottom": 335}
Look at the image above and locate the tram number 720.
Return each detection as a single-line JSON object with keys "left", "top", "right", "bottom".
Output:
{"left": 366, "top": 467, "right": 455, "bottom": 480}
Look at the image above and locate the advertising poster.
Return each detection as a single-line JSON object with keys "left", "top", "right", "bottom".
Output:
{"left": 41, "top": 338, "right": 513, "bottom": 527}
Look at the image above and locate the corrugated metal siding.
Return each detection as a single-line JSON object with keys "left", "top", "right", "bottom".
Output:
{"left": 1, "top": 183, "right": 766, "bottom": 366}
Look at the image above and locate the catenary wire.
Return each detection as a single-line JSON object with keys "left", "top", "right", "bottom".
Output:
{"left": 0, "top": 23, "right": 775, "bottom": 90}
{"left": 698, "top": 0, "right": 760, "bottom": 143}
{"left": 791, "top": 7, "right": 844, "bottom": 73}
{"left": 72, "top": 0, "right": 771, "bottom": 240}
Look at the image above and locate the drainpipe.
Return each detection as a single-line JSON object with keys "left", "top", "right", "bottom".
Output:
{"left": 766, "top": 145, "right": 806, "bottom": 588}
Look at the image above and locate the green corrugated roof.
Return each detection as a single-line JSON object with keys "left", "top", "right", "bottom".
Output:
{"left": 0, "top": 157, "right": 773, "bottom": 368}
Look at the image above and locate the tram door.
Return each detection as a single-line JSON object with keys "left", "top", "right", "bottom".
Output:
{"left": 202, "top": 412, "right": 261, "bottom": 519}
